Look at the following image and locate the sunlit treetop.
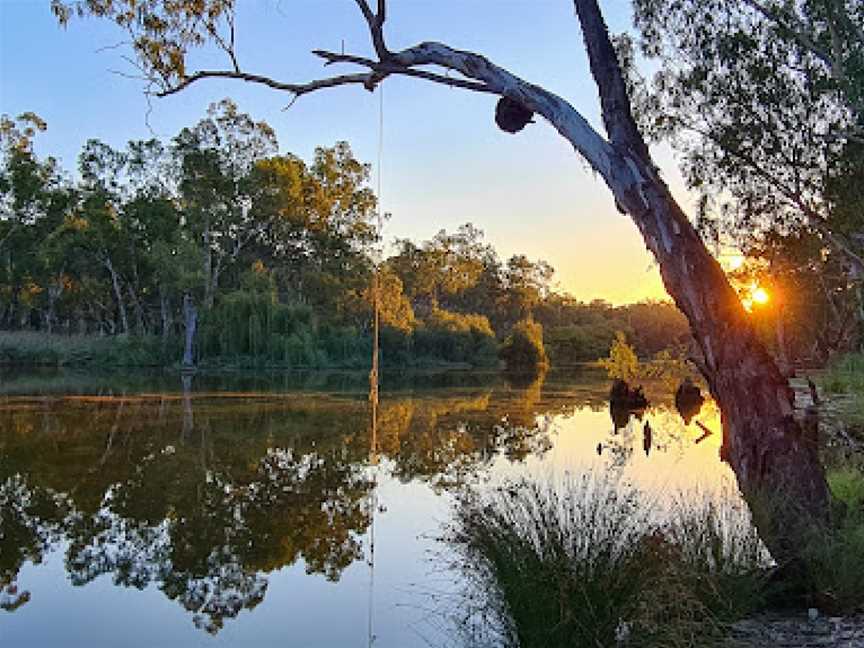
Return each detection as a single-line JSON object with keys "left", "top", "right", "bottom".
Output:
{"left": 1, "top": 113, "right": 48, "bottom": 156}
{"left": 51, "top": 0, "right": 237, "bottom": 89}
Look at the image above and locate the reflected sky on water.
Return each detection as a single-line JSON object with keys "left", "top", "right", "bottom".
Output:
{"left": 0, "top": 369, "right": 735, "bottom": 647}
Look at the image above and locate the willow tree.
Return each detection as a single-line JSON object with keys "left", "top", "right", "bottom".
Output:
{"left": 53, "top": 0, "right": 834, "bottom": 562}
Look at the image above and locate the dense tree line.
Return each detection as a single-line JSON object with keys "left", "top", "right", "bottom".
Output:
{"left": 1, "top": 101, "right": 689, "bottom": 368}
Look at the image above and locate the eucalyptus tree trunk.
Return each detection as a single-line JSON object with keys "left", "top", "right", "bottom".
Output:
{"left": 202, "top": 216, "right": 218, "bottom": 310}
{"left": 128, "top": 284, "right": 146, "bottom": 334}
{"left": 572, "top": 0, "right": 830, "bottom": 559}
{"left": 160, "top": 287, "right": 172, "bottom": 341}
{"left": 182, "top": 292, "right": 197, "bottom": 367}
{"left": 103, "top": 255, "right": 129, "bottom": 335}
{"left": 45, "top": 281, "right": 62, "bottom": 334}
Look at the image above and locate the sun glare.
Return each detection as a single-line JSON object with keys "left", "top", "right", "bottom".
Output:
{"left": 752, "top": 287, "right": 769, "bottom": 305}
{"left": 742, "top": 283, "right": 770, "bottom": 312}
{"left": 726, "top": 254, "right": 745, "bottom": 271}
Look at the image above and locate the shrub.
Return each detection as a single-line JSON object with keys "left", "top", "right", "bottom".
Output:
{"left": 499, "top": 319, "right": 547, "bottom": 371}
{"left": 0, "top": 331, "right": 179, "bottom": 367}
{"left": 413, "top": 308, "right": 498, "bottom": 367}
{"left": 544, "top": 324, "right": 616, "bottom": 364}
{"left": 794, "top": 468, "right": 864, "bottom": 613}
{"left": 598, "top": 331, "right": 639, "bottom": 382}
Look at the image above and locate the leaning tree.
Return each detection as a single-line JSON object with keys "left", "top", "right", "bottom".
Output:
{"left": 52, "top": 0, "right": 835, "bottom": 563}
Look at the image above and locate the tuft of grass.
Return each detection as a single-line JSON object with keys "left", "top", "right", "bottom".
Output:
{"left": 829, "top": 468, "right": 864, "bottom": 514}
{"left": 661, "top": 491, "right": 770, "bottom": 620}
{"left": 796, "top": 468, "right": 864, "bottom": 614}
{"left": 448, "top": 475, "right": 768, "bottom": 648}
{"left": 820, "top": 352, "right": 864, "bottom": 395}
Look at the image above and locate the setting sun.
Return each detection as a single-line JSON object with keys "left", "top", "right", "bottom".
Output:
{"left": 752, "top": 287, "right": 769, "bottom": 304}
{"left": 742, "top": 283, "right": 770, "bottom": 311}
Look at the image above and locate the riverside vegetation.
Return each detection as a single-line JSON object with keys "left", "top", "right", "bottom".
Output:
{"left": 0, "top": 103, "right": 693, "bottom": 371}
{"left": 448, "top": 469, "right": 864, "bottom": 648}
{"left": 442, "top": 349, "right": 864, "bottom": 647}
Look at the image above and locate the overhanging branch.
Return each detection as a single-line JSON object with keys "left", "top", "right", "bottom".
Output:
{"left": 155, "top": 4, "right": 621, "bottom": 185}
{"left": 156, "top": 70, "right": 374, "bottom": 98}
{"left": 150, "top": 0, "right": 646, "bottom": 222}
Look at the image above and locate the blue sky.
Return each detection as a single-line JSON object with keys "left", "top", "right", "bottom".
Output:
{"left": 0, "top": 0, "right": 696, "bottom": 303}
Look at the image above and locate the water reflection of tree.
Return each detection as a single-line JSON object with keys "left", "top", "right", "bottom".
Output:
{"left": 0, "top": 473, "right": 69, "bottom": 612}
{"left": 0, "top": 376, "right": 589, "bottom": 631}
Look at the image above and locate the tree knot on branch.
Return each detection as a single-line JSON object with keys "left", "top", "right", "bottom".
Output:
{"left": 495, "top": 97, "right": 534, "bottom": 134}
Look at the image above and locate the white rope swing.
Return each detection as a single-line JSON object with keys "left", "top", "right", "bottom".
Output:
{"left": 367, "top": 80, "right": 385, "bottom": 648}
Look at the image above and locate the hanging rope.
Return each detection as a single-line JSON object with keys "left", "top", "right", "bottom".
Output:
{"left": 369, "top": 81, "right": 384, "bottom": 411}
{"left": 367, "top": 80, "right": 385, "bottom": 648}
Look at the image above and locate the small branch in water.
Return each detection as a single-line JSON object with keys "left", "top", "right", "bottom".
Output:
{"left": 694, "top": 420, "right": 713, "bottom": 444}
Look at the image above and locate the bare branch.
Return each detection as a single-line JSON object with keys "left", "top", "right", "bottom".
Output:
{"left": 209, "top": 13, "right": 240, "bottom": 73}
{"left": 156, "top": 69, "right": 375, "bottom": 98}
{"left": 311, "top": 49, "right": 495, "bottom": 93}
{"left": 353, "top": 0, "right": 375, "bottom": 26}
{"left": 144, "top": 3, "right": 630, "bottom": 217}
{"left": 353, "top": 0, "right": 389, "bottom": 58}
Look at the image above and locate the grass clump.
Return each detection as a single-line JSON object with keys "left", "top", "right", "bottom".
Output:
{"left": 820, "top": 352, "right": 864, "bottom": 395}
{"left": 448, "top": 475, "right": 768, "bottom": 648}
{"left": 793, "top": 467, "right": 864, "bottom": 614}
{"left": 0, "top": 331, "right": 180, "bottom": 367}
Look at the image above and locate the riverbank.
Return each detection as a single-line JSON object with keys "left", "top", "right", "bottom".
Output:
{"left": 444, "top": 375, "right": 864, "bottom": 648}
{"left": 0, "top": 330, "right": 498, "bottom": 371}
{"left": 726, "top": 612, "right": 864, "bottom": 647}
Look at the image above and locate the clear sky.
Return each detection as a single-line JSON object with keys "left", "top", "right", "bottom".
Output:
{"left": 0, "top": 0, "right": 699, "bottom": 304}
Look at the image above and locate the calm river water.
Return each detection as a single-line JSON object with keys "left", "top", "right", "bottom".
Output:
{"left": 0, "top": 368, "right": 740, "bottom": 647}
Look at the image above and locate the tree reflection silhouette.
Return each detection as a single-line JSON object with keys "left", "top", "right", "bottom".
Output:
{"left": 0, "top": 376, "right": 578, "bottom": 632}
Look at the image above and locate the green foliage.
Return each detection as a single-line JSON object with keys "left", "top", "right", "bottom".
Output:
{"left": 0, "top": 332, "right": 180, "bottom": 367}
{"left": 829, "top": 468, "right": 864, "bottom": 514}
{"left": 413, "top": 308, "right": 498, "bottom": 367}
{"left": 1, "top": 107, "right": 693, "bottom": 370}
{"left": 198, "top": 292, "right": 368, "bottom": 368}
{"left": 499, "top": 319, "right": 547, "bottom": 370}
{"left": 544, "top": 323, "right": 616, "bottom": 364}
{"left": 641, "top": 346, "right": 697, "bottom": 392}
{"left": 537, "top": 298, "right": 690, "bottom": 365}
{"left": 368, "top": 266, "right": 415, "bottom": 333}
{"left": 598, "top": 331, "right": 640, "bottom": 382}
{"left": 631, "top": 0, "right": 864, "bottom": 356}
{"left": 389, "top": 224, "right": 492, "bottom": 307}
